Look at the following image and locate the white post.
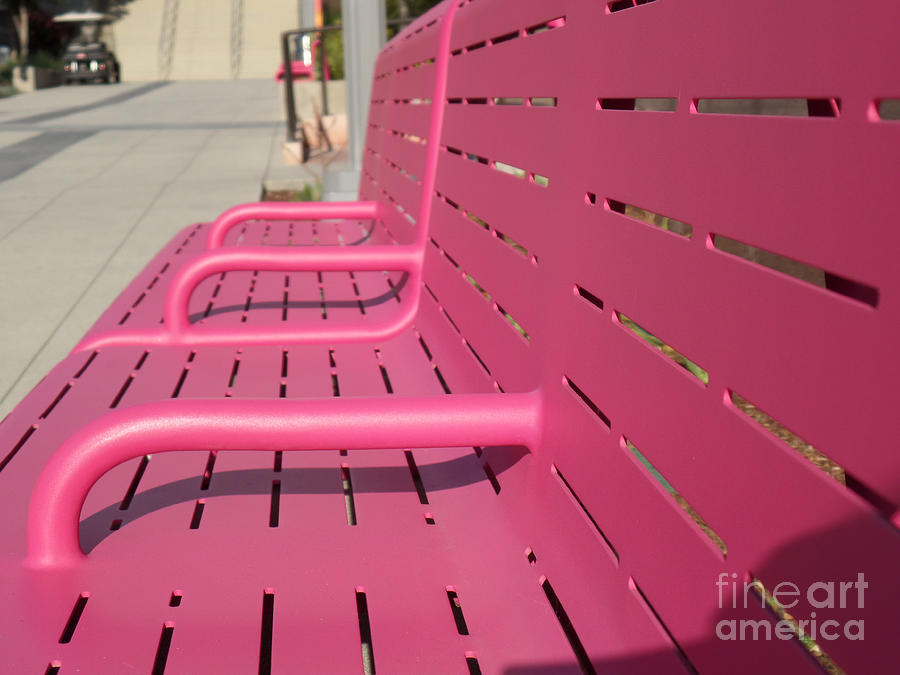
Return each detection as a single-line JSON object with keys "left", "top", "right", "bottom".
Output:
{"left": 323, "top": 0, "right": 385, "bottom": 200}
{"left": 299, "top": 0, "right": 316, "bottom": 26}
{"left": 341, "top": 0, "right": 386, "bottom": 171}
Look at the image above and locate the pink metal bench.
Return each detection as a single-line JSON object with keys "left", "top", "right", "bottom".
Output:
{"left": 2, "top": 1, "right": 899, "bottom": 673}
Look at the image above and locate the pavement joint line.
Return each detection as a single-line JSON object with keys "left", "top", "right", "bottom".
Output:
{"left": 0, "top": 81, "right": 286, "bottom": 413}
{"left": 0, "top": 128, "right": 156, "bottom": 245}
{"left": 2, "top": 122, "right": 280, "bottom": 132}
{"left": 0, "top": 127, "right": 221, "bottom": 411}
{"left": 0, "top": 130, "right": 99, "bottom": 184}
{"left": 8, "top": 82, "right": 171, "bottom": 125}
{"left": 0, "top": 129, "right": 226, "bottom": 411}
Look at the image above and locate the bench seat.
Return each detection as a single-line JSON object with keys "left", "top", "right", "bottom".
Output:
{"left": 0, "top": 316, "right": 689, "bottom": 673}
{"left": 81, "top": 219, "right": 405, "bottom": 344}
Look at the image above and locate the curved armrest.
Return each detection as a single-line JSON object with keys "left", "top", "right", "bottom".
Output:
{"left": 75, "top": 244, "right": 423, "bottom": 350}
{"left": 166, "top": 245, "right": 420, "bottom": 332}
{"left": 206, "top": 201, "right": 379, "bottom": 248}
{"left": 26, "top": 392, "right": 542, "bottom": 568}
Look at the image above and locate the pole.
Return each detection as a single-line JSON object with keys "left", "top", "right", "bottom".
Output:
{"left": 341, "top": 0, "right": 386, "bottom": 171}
{"left": 281, "top": 31, "right": 297, "bottom": 143}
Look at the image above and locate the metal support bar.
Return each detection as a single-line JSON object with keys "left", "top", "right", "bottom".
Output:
{"left": 281, "top": 30, "right": 299, "bottom": 142}
{"left": 281, "top": 24, "right": 343, "bottom": 152}
{"left": 280, "top": 17, "right": 414, "bottom": 156}
{"left": 320, "top": 36, "right": 329, "bottom": 115}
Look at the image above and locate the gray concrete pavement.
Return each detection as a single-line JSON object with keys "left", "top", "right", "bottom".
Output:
{"left": 0, "top": 80, "right": 294, "bottom": 418}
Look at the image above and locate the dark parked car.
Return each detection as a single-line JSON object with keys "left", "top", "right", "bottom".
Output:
{"left": 63, "top": 41, "right": 120, "bottom": 84}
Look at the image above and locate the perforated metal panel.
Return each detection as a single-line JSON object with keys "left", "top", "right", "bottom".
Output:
{"left": 426, "top": 0, "right": 900, "bottom": 672}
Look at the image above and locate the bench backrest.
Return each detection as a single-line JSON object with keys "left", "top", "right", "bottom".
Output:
{"left": 404, "top": 0, "right": 900, "bottom": 671}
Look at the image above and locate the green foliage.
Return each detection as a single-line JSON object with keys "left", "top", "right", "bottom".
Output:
{"left": 25, "top": 51, "right": 62, "bottom": 70}
{"left": 320, "top": 5, "right": 344, "bottom": 81}
{"left": 386, "top": 0, "right": 443, "bottom": 39}
{"left": 0, "top": 51, "right": 64, "bottom": 81}
{"left": 295, "top": 183, "right": 322, "bottom": 202}
{"left": 317, "top": 0, "right": 444, "bottom": 80}
{"left": 618, "top": 314, "right": 709, "bottom": 384}
{"left": 263, "top": 183, "right": 322, "bottom": 202}
{"left": 0, "top": 59, "right": 15, "bottom": 84}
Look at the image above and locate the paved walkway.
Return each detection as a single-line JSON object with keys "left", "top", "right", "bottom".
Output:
{"left": 0, "top": 80, "right": 293, "bottom": 417}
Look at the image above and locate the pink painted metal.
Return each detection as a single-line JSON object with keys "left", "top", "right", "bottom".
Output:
{"left": 26, "top": 392, "right": 541, "bottom": 568}
{"left": 74, "top": 244, "right": 424, "bottom": 350}
{"left": 204, "top": 201, "right": 379, "bottom": 248}
{"left": 274, "top": 39, "right": 329, "bottom": 82}
{"left": 1, "top": 1, "right": 899, "bottom": 673}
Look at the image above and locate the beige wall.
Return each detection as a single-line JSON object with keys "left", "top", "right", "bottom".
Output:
{"left": 113, "top": 0, "right": 299, "bottom": 81}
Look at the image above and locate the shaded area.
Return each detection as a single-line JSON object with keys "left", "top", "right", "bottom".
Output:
{"left": 175, "top": 221, "right": 386, "bottom": 323}
{"left": 10, "top": 81, "right": 170, "bottom": 124}
{"left": 189, "top": 271, "right": 408, "bottom": 322}
{"left": 80, "top": 446, "right": 528, "bottom": 552}
{"left": 0, "top": 129, "right": 96, "bottom": 183}
{"left": 344, "top": 221, "right": 378, "bottom": 245}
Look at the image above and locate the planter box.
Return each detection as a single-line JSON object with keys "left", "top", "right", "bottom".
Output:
{"left": 12, "top": 65, "right": 62, "bottom": 92}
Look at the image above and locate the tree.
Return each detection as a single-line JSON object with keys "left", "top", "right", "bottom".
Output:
{"left": 8, "top": 1, "right": 30, "bottom": 60}
{"left": 5, "top": 1, "right": 64, "bottom": 61}
{"left": 319, "top": 0, "right": 443, "bottom": 79}
{"left": 385, "top": 0, "right": 442, "bottom": 42}
{"left": 387, "top": 0, "right": 442, "bottom": 17}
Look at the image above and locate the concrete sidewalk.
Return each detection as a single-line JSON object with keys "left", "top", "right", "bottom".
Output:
{"left": 0, "top": 80, "right": 297, "bottom": 418}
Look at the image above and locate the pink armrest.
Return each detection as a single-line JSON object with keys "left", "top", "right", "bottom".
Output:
{"left": 75, "top": 244, "right": 424, "bottom": 351}
{"left": 26, "top": 392, "right": 542, "bottom": 568}
{"left": 205, "top": 201, "right": 380, "bottom": 249}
